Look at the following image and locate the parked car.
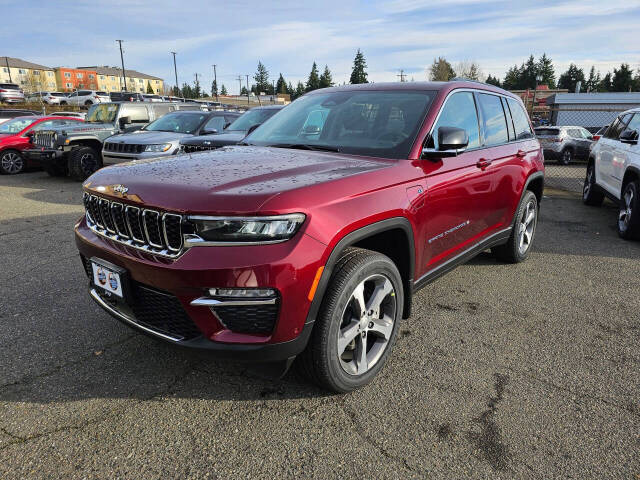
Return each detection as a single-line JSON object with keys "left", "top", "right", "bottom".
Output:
{"left": 23, "top": 101, "right": 202, "bottom": 179}
{"left": 102, "top": 110, "right": 241, "bottom": 164}
{"left": 142, "top": 94, "right": 163, "bottom": 102}
{"left": 60, "top": 90, "right": 111, "bottom": 106}
{"left": 110, "top": 92, "right": 145, "bottom": 102}
{"left": 0, "top": 115, "right": 84, "bottom": 174}
{"left": 583, "top": 108, "right": 640, "bottom": 239}
{"left": 180, "top": 105, "right": 283, "bottom": 152}
{"left": 535, "top": 125, "right": 594, "bottom": 165}
{"left": 49, "top": 111, "right": 86, "bottom": 120}
{"left": 25, "top": 91, "right": 67, "bottom": 105}
{"left": 0, "top": 83, "right": 25, "bottom": 103}
{"left": 592, "top": 124, "right": 609, "bottom": 142}
{"left": 0, "top": 108, "right": 39, "bottom": 125}
{"left": 75, "top": 81, "right": 544, "bottom": 392}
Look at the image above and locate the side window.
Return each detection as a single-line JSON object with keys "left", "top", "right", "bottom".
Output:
{"left": 502, "top": 98, "right": 515, "bottom": 141}
{"left": 621, "top": 114, "right": 639, "bottom": 136}
{"left": 203, "top": 116, "right": 225, "bottom": 132}
{"left": 31, "top": 120, "right": 54, "bottom": 131}
{"left": 506, "top": 98, "right": 533, "bottom": 140}
{"left": 477, "top": 93, "right": 509, "bottom": 146}
{"left": 606, "top": 115, "right": 632, "bottom": 139}
{"left": 431, "top": 91, "right": 480, "bottom": 149}
{"left": 579, "top": 128, "right": 593, "bottom": 139}
{"left": 121, "top": 105, "right": 150, "bottom": 123}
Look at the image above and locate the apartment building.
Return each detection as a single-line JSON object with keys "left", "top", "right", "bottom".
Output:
{"left": 0, "top": 56, "right": 57, "bottom": 92}
{"left": 54, "top": 67, "right": 99, "bottom": 92}
{"left": 78, "top": 66, "right": 164, "bottom": 94}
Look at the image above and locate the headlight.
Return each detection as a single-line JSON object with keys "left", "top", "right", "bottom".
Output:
{"left": 186, "top": 214, "right": 306, "bottom": 244}
{"left": 144, "top": 143, "right": 172, "bottom": 152}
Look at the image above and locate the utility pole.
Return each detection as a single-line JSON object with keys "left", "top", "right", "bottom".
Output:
{"left": 212, "top": 64, "right": 218, "bottom": 101}
{"left": 194, "top": 73, "right": 201, "bottom": 98}
{"left": 171, "top": 52, "right": 178, "bottom": 96}
{"left": 236, "top": 75, "right": 243, "bottom": 97}
{"left": 116, "top": 40, "right": 126, "bottom": 91}
{"left": 397, "top": 70, "right": 407, "bottom": 82}
{"left": 246, "top": 74, "right": 250, "bottom": 105}
{"left": 272, "top": 79, "right": 275, "bottom": 104}
{"left": 4, "top": 57, "right": 12, "bottom": 83}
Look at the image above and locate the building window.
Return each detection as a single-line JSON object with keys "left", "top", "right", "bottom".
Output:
{"left": 66, "top": 82, "right": 72, "bottom": 88}
{"left": 100, "top": 75, "right": 105, "bottom": 80}
{"left": 18, "top": 69, "right": 26, "bottom": 74}
{"left": 2, "top": 67, "right": 7, "bottom": 73}
{"left": 88, "top": 74, "right": 95, "bottom": 79}
{"left": 138, "top": 78, "right": 143, "bottom": 83}
{"left": 64, "top": 72, "right": 71, "bottom": 78}
{"left": 47, "top": 71, "right": 53, "bottom": 77}
{"left": 110, "top": 76, "right": 115, "bottom": 80}
{"left": 76, "top": 73, "right": 83, "bottom": 79}
{"left": 33, "top": 70, "right": 40, "bottom": 76}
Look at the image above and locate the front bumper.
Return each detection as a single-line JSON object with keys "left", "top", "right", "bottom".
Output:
{"left": 22, "top": 148, "right": 65, "bottom": 164}
{"left": 75, "top": 217, "right": 328, "bottom": 361}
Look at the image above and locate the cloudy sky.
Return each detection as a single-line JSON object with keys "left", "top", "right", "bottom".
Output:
{"left": 3, "top": 0, "right": 640, "bottom": 93}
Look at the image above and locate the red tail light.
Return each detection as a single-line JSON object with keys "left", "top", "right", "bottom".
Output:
{"left": 0, "top": 89, "right": 5, "bottom": 92}
{"left": 593, "top": 135, "right": 601, "bottom": 141}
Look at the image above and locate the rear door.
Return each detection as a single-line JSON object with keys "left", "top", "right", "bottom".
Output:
{"left": 613, "top": 113, "right": 640, "bottom": 193}
{"left": 422, "top": 91, "right": 496, "bottom": 271}
{"left": 598, "top": 114, "right": 632, "bottom": 196}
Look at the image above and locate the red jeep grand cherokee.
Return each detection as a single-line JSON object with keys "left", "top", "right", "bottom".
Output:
{"left": 75, "top": 81, "right": 544, "bottom": 392}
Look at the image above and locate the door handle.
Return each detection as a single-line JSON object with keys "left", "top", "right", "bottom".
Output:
{"left": 476, "top": 158, "right": 492, "bottom": 169}
{"left": 516, "top": 149, "right": 527, "bottom": 158}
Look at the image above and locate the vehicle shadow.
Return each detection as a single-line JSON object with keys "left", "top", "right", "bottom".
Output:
{"left": 0, "top": 170, "right": 83, "bottom": 207}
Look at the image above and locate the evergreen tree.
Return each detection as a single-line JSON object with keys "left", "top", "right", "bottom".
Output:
{"left": 240, "top": 86, "right": 248, "bottom": 95}
{"left": 306, "top": 62, "right": 321, "bottom": 91}
{"left": 146, "top": 81, "right": 154, "bottom": 94}
{"left": 293, "top": 81, "right": 305, "bottom": 99}
{"left": 485, "top": 74, "right": 501, "bottom": 87}
{"left": 319, "top": 65, "right": 333, "bottom": 88}
{"left": 287, "top": 81, "right": 294, "bottom": 96}
{"left": 502, "top": 65, "right": 522, "bottom": 90}
{"left": 349, "top": 49, "right": 368, "bottom": 84}
{"left": 211, "top": 79, "right": 218, "bottom": 97}
{"left": 275, "top": 73, "right": 287, "bottom": 94}
{"left": 181, "top": 83, "right": 193, "bottom": 99}
{"left": 598, "top": 72, "right": 612, "bottom": 92}
{"left": 557, "top": 64, "right": 585, "bottom": 92}
{"left": 193, "top": 79, "right": 202, "bottom": 98}
{"left": 536, "top": 53, "right": 555, "bottom": 88}
{"left": 585, "top": 66, "right": 600, "bottom": 92}
{"left": 253, "top": 61, "right": 270, "bottom": 94}
{"left": 428, "top": 57, "right": 456, "bottom": 81}
{"left": 633, "top": 72, "right": 640, "bottom": 92}
{"left": 172, "top": 85, "right": 180, "bottom": 96}
{"left": 612, "top": 63, "right": 634, "bottom": 92}
{"left": 522, "top": 55, "right": 538, "bottom": 89}
{"left": 220, "top": 84, "right": 228, "bottom": 95}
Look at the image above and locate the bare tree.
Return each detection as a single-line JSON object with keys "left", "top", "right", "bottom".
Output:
{"left": 454, "top": 60, "right": 486, "bottom": 82}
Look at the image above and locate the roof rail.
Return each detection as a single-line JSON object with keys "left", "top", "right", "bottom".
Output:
{"left": 450, "top": 77, "right": 488, "bottom": 85}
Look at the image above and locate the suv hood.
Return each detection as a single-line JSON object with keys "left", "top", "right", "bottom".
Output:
{"left": 84, "top": 146, "right": 392, "bottom": 214}
{"left": 180, "top": 131, "right": 246, "bottom": 147}
{"left": 107, "top": 131, "right": 192, "bottom": 144}
{"left": 55, "top": 122, "right": 115, "bottom": 133}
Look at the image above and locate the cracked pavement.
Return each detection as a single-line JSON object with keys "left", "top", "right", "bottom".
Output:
{"left": 1, "top": 173, "right": 639, "bottom": 479}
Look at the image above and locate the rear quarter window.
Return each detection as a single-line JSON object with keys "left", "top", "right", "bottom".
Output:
{"left": 507, "top": 98, "right": 534, "bottom": 140}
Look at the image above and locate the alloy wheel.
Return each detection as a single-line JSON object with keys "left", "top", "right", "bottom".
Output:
{"left": 619, "top": 187, "right": 634, "bottom": 232}
{"left": 583, "top": 167, "right": 593, "bottom": 199}
{"left": 1, "top": 152, "right": 24, "bottom": 174}
{"left": 80, "top": 153, "right": 97, "bottom": 175}
{"left": 561, "top": 149, "right": 572, "bottom": 165}
{"left": 337, "top": 274, "right": 396, "bottom": 376}
{"left": 518, "top": 199, "right": 537, "bottom": 255}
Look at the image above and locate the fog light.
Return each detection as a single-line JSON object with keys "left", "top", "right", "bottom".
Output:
{"left": 209, "top": 288, "right": 276, "bottom": 298}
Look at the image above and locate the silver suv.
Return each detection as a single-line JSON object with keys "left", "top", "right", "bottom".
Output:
{"left": 0, "top": 83, "right": 25, "bottom": 103}
{"left": 60, "top": 90, "right": 110, "bottom": 106}
{"left": 25, "top": 91, "right": 67, "bottom": 105}
{"left": 535, "top": 126, "right": 594, "bottom": 165}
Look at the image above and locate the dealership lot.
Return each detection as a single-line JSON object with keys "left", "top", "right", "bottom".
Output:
{"left": 0, "top": 173, "right": 638, "bottom": 478}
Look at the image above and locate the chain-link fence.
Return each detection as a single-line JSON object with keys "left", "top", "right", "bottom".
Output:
{"left": 529, "top": 107, "right": 628, "bottom": 193}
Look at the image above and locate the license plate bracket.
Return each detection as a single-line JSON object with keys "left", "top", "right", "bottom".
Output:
{"left": 90, "top": 257, "right": 131, "bottom": 302}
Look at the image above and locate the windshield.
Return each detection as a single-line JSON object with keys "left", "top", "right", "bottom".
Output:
{"left": 0, "top": 117, "right": 37, "bottom": 134}
{"left": 86, "top": 104, "right": 119, "bottom": 123}
{"left": 227, "top": 109, "right": 280, "bottom": 132}
{"left": 535, "top": 128, "right": 560, "bottom": 136}
{"left": 246, "top": 91, "right": 435, "bottom": 159}
{"left": 144, "top": 112, "right": 208, "bottom": 133}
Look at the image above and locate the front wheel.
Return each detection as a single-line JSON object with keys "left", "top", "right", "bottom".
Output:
{"left": 68, "top": 146, "right": 102, "bottom": 181}
{"left": 298, "top": 248, "right": 403, "bottom": 392}
{"left": 559, "top": 148, "right": 573, "bottom": 165}
{"left": 84, "top": 100, "right": 93, "bottom": 106}
{"left": 60, "top": 101, "right": 67, "bottom": 105}
{"left": 618, "top": 180, "right": 640, "bottom": 240}
{"left": 492, "top": 190, "right": 538, "bottom": 263}
{"left": 0, "top": 150, "right": 25, "bottom": 175}
{"left": 583, "top": 163, "right": 604, "bottom": 206}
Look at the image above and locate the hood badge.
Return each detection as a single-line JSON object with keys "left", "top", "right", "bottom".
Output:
{"left": 112, "top": 184, "right": 129, "bottom": 196}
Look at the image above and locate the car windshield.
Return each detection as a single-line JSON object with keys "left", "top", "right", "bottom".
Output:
{"left": 86, "top": 104, "right": 119, "bottom": 123}
{"left": 0, "top": 117, "right": 37, "bottom": 134}
{"left": 535, "top": 128, "right": 560, "bottom": 136}
{"left": 144, "top": 112, "right": 208, "bottom": 133}
{"left": 226, "top": 109, "right": 280, "bottom": 132}
{"left": 246, "top": 90, "right": 435, "bottom": 159}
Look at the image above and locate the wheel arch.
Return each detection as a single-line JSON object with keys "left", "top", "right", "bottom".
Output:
{"left": 305, "top": 217, "right": 416, "bottom": 325}
{"left": 622, "top": 166, "right": 640, "bottom": 189}
{"left": 69, "top": 139, "right": 103, "bottom": 152}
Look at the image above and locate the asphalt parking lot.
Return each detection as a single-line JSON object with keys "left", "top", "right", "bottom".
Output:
{"left": 1, "top": 172, "right": 638, "bottom": 479}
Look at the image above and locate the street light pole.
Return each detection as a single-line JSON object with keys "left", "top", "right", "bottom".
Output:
{"left": 171, "top": 52, "right": 178, "bottom": 97}
{"left": 116, "top": 40, "right": 126, "bottom": 91}
{"left": 532, "top": 73, "right": 543, "bottom": 119}
{"left": 246, "top": 74, "right": 250, "bottom": 105}
{"left": 212, "top": 64, "right": 218, "bottom": 102}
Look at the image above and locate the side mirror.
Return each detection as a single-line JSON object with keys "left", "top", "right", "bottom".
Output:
{"left": 118, "top": 116, "right": 130, "bottom": 129}
{"left": 620, "top": 129, "right": 638, "bottom": 145}
{"left": 201, "top": 129, "right": 217, "bottom": 135}
{"left": 421, "top": 126, "right": 469, "bottom": 159}
{"left": 246, "top": 123, "right": 262, "bottom": 135}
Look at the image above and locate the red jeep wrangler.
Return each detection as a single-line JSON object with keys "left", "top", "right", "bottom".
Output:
{"left": 75, "top": 81, "right": 544, "bottom": 392}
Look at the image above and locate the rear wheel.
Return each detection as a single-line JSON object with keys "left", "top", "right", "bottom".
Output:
{"left": 559, "top": 148, "right": 573, "bottom": 165}
{"left": 68, "top": 146, "right": 101, "bottom": 181}
{"left": 583, "top": 162, "right": 604, "bottom": 206}
{"left": 0, "top": 150, "right": 25, "bottom": 174}
{"left": 298, "top": 247, "right": 403, "bottom": 392}
{"left": 60, "top": 101, "right": 67, "bottom": 105}
{"left": 492, "top": 190, "right": 538, "bottom": 263}
{"left": 84, "top": 100, "right": 93, "bottom": 106}
{"left": 617, "top": 180, "right": 640, "bottom": 240}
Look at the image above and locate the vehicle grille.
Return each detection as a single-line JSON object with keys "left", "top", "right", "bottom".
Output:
{"left": 182, "top": 144, "right": 219, "bottom": 154}
{"left": 81, "top": 255, "right": 202, "bottom": 341}
{"left": 83, "top": 192, "right": 183, "bottom": 257}
{"left": 34, "top": 132, "right": 55, "bottom": 149}
{"left": 212, "top": 302, "right": 279, "bottom": 334}
{"left": 103, "top": 142, "right": 146, "bottom": 154}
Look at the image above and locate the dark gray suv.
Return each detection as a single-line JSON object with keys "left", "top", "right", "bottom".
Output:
{"left": 535, "top": 126, "right": 594, "bottom": 165}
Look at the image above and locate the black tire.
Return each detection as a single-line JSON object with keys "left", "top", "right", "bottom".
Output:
{"left": 68, "top": 146, "right": 102, "bottom": 181}
{"left": 492, "top": 190, "right": 538, "bottom": 263}
{"left": 558, "top": 148, "right": 573, "bottom": 165}
{"left": 298, "top": 247, "right": 403, "bottom": 393}
{"left": 583, "top": 162, "right": 604, "bottom": 206}
{"left": 617, "top": 180, "right": 640, "bottom": 240}
{"left": 60, "top": 101, "right": 67, "bottom": 105}
{"left": 43, "top": 162, "right": 68, "bottom": 177}
{"left": 0, "top": 149, "right": 25, "bottom": 175}
{"left": 84, "top": 100, "right": 93, "bottom": 106}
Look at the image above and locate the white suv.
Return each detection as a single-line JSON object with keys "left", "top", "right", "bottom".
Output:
{"left": 60, "top": 90, "right": 110, "bottom": 106}
{"left": 583, "top": 107, "right": 640, "bottom": 239}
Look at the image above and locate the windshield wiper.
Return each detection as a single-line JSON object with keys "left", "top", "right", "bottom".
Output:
{"left": 270, "top": 143, "right": 341, "bottom": 153}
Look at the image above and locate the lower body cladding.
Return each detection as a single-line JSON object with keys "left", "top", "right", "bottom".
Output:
{"left": 74, "top": 219, "right": 327, "bottom": 362}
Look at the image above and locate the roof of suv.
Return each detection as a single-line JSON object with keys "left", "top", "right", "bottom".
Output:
{"left": 309, "top": 80, "right": 517, "bottom": 98}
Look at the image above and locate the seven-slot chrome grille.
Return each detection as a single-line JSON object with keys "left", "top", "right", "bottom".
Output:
{"left": 103, "top": 142, "right": 146, "bottom": 154}
{"left": 83, "top": 192, "right": 183, "bottom": 257}
{"left": 34, "top": 132, "right": 55, "bottom": 149}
